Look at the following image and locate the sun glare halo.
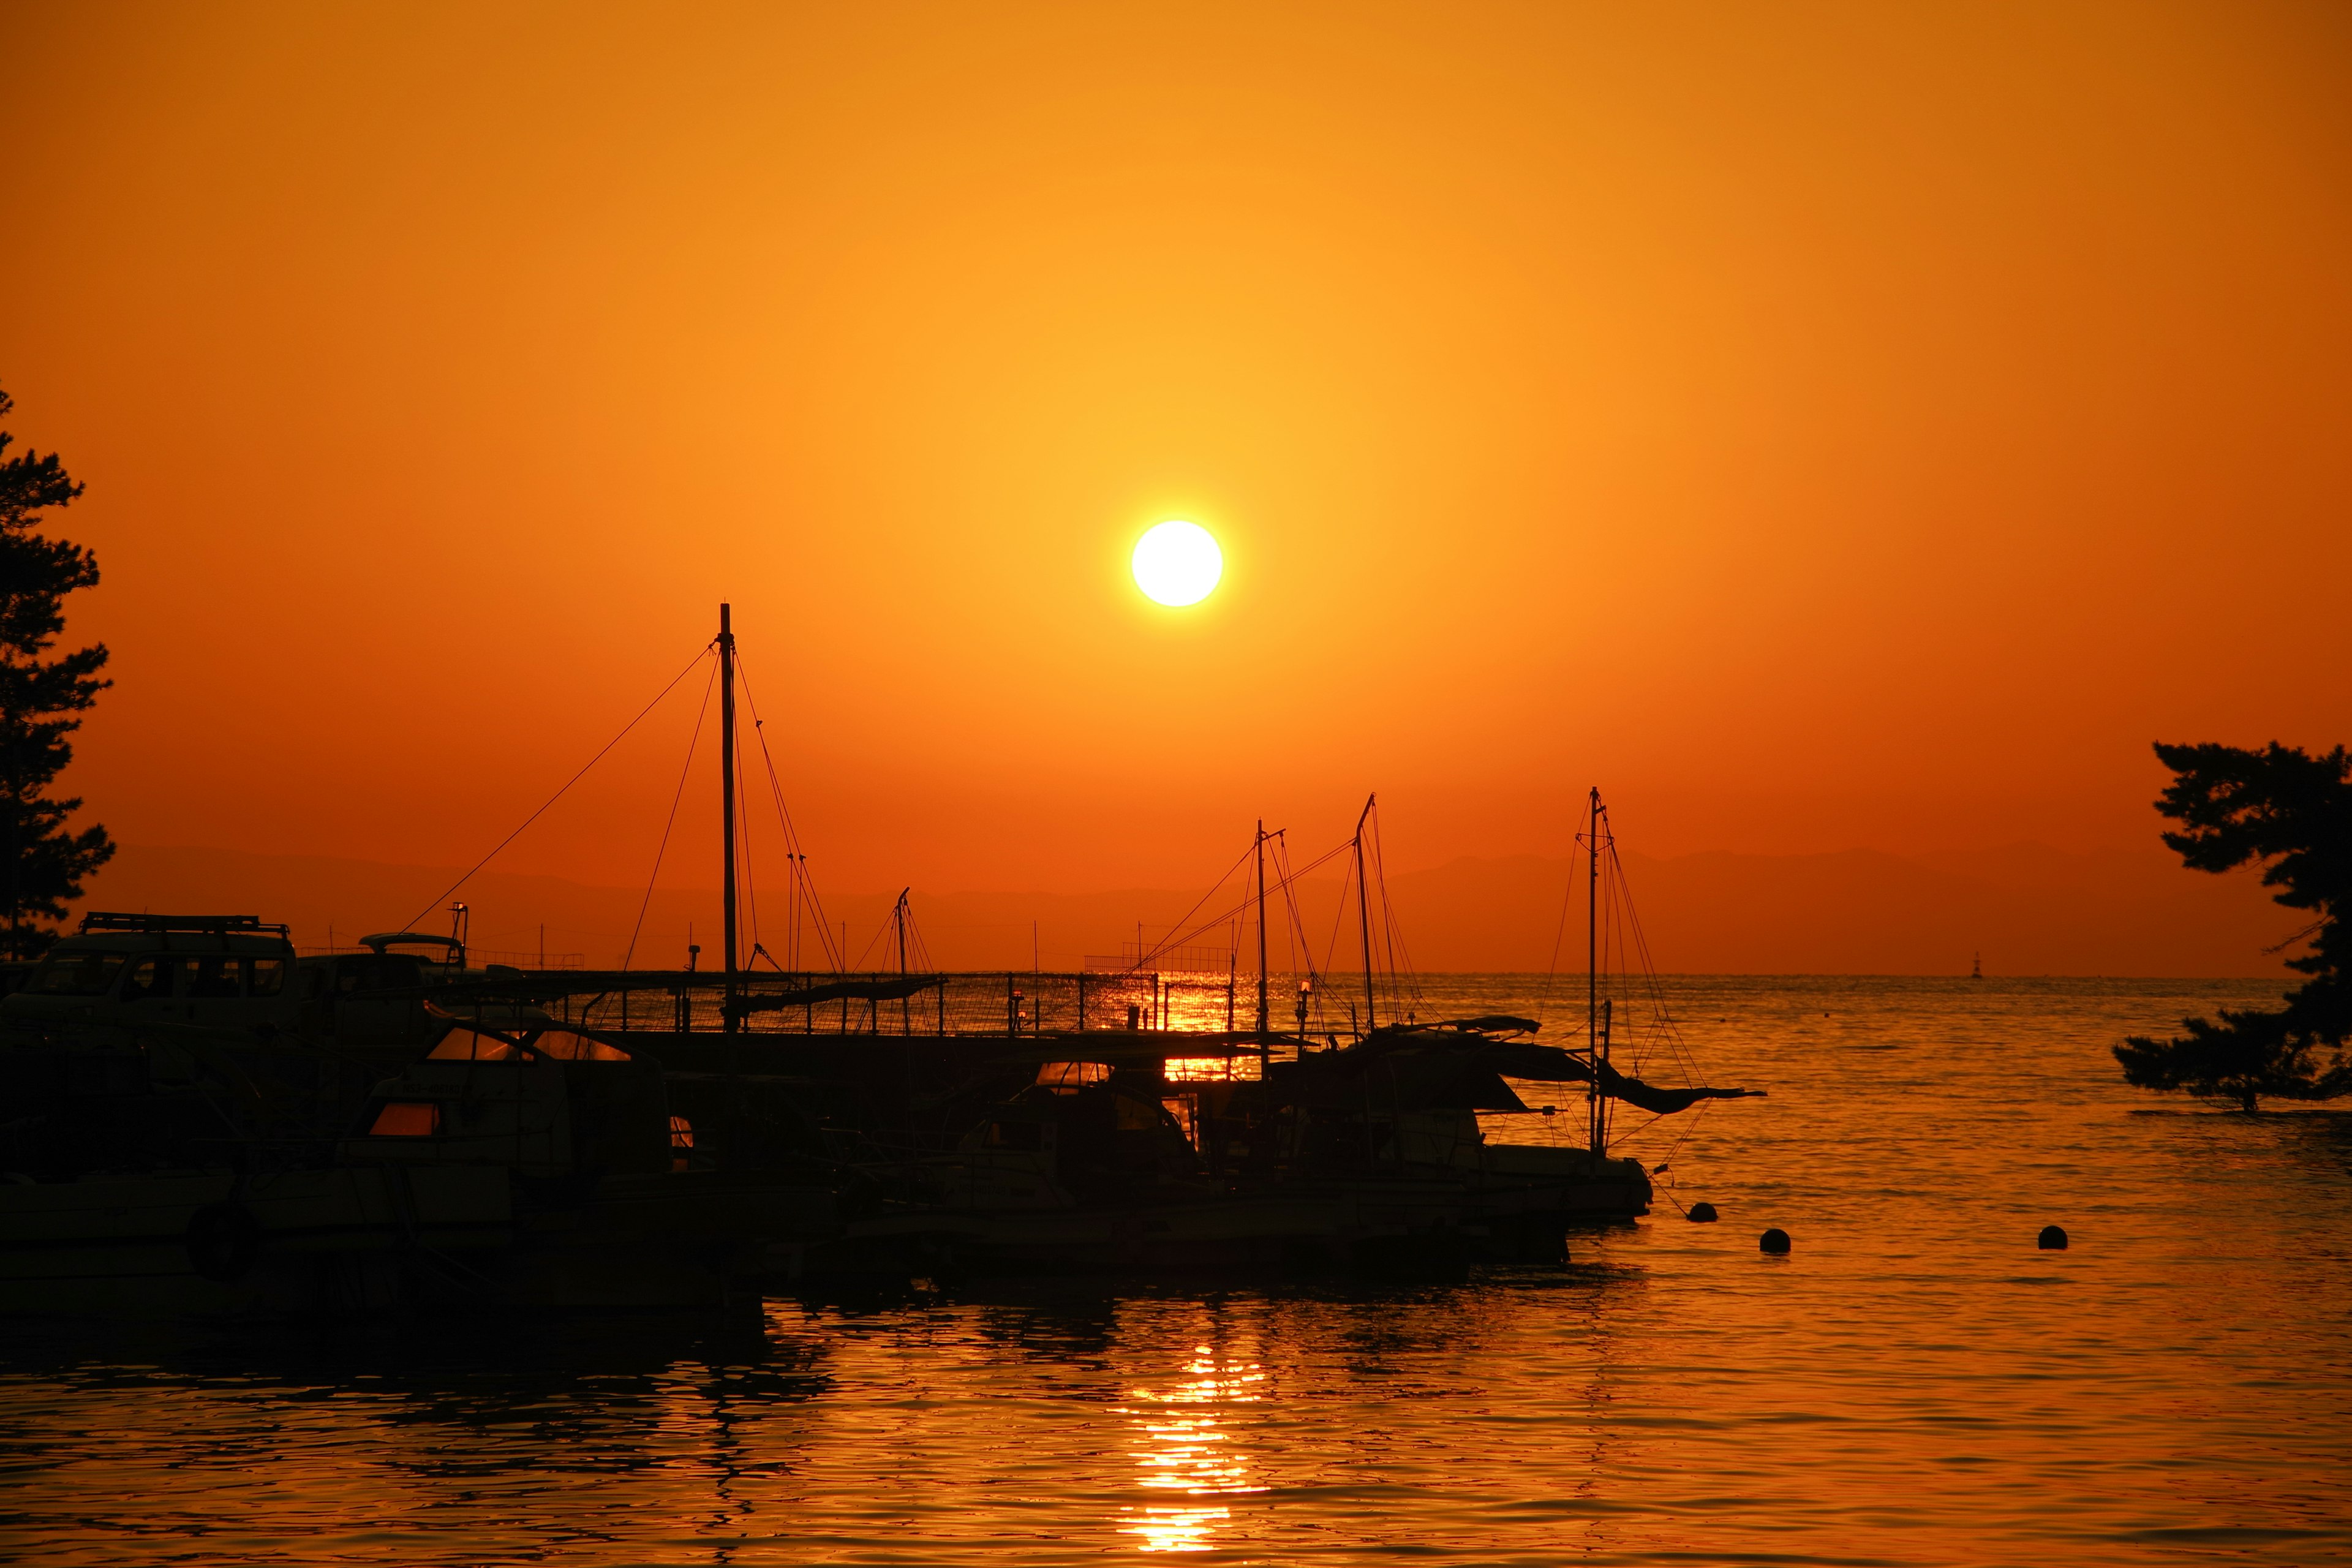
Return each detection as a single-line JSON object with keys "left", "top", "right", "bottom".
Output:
{"left": 1131, "top": 521, "right": 1223, "bottom": 608}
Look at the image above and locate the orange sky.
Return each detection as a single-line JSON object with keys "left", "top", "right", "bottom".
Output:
{"left": 2, "top": 2, "right": 2349, "bottom": 914}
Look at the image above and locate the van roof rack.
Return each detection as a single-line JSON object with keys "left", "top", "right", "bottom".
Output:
{"left": 77, "top": 912, "right": 292, "bottom": 937}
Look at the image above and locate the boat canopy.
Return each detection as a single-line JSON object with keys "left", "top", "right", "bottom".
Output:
{"left": 1294, "top": 1026, "right": 1762, "bottom": 1117}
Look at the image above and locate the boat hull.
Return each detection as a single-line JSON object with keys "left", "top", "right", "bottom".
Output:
{"left": 816, "top": 1179, "right": 1473, "bottom": 1283}
{"left": 0, "top": 1167, "right": 834, "bottom": 1316}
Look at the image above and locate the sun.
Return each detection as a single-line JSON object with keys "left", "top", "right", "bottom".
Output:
{"left": 1131, "top": 521, "right": 1223, "bottom": 607}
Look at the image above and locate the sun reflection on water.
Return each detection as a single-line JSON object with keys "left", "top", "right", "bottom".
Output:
{"left": 1118, "top": 1341, "right": 1269, "bottom": 1553}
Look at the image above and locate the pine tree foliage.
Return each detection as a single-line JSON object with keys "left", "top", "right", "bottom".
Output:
{"left": 0, "top": 386, "right": 113, "bottom": 958}
{"left": 2115, "top": 741, "right": 2351, "bottom": 1110}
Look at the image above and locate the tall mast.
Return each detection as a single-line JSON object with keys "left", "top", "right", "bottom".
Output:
{"left": 1588, "top": 786, "right": 1600, "bottom": 1154}
{"left": 1254, "top": 821, "right": 1270, "bottom": 1034}
{"left": 719, "top": 603, "right": 739, "bottom": 1035}
{"left": 1355, "top": 793, "right": 1376, "bottom": 1033}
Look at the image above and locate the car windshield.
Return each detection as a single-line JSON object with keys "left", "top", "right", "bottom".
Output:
{"left": 24, "top": 951, "right": 129, "bottom": 997}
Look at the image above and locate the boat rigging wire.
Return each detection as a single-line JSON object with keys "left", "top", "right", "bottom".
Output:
{"left": 1141, "top": 832, "right": 1353, "bottom": 981}
{"left": 622, "top": 654, "right": 721, "bottom": 970}
{"left": 400, "top": 644, "right": 716, "bottom": 933}
{"left": 1319, "top": 848, "right": 1356, "bottom": 994}
{"left": 735, "top": 704, "right": 763, "bottom": 971}
{"left": 1126, "top": 840, "right": 1257, "bottom": 971}
{"left": 733, "top": 649, "right": 844, "bottom": 973}
{"left": 1359, "top": 797, "right": 1422, "bottom": 1018}
{"left": 1599, "top": 824, "right": 1705, "bottom": 1086}
{"left": 1270, "top": 831, "right": 1322, "bottom": 1017}
{"left": 1533, "top": 793, "right": 1593, "bottom": 1038}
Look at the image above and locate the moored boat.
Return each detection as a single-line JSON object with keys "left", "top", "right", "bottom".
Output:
{"left": 0, "top": 951, "right": 835, "bottom": 1316}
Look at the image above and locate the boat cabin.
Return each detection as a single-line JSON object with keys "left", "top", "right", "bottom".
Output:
{"left": 343, "top": 1016, "right": 675, "bottom": 1178}
{"left": 0, "top": 913, "right": 300, "bottom": 1030}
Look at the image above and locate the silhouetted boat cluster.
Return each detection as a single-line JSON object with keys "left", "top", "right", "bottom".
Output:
{"left": 0, "top": 609, "right": 1757, "bottom": 1316}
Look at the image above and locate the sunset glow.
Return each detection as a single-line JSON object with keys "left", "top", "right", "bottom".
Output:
{"left": 0, "top": 9, "right": 2346, "bottom": 1565}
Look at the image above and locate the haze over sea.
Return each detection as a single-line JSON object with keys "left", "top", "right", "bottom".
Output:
{"left": 1, "top": 976, "right": 2345, "bottom": 1566}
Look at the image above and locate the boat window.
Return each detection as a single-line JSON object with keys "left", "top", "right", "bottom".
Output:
{"left": 1115, "top": 1095, "right": 1161, "bottom": 1132}
{"left": 23, "top": 952, "right": 127, "bottom": 997}
{"left": 181, "top": 957, "right": 244, "bottom": 999}
{"left": 121, "top": 956, "right": 173, "bottom": 1001}
{"left": 1036, "top": 1061, "right": 1112, "bottom": 1088}
{"left": 249, "top": 957, "right": 285, "bottom": 997}
{"left": 530, "top": 1030, "right": 630, "bottom": 1061}
{"left": 1162, "top": 1095, "right": 1199, "bottom": 1148}
{"left": 367, "top": 1101, "right": 440, "bottom": 1137}
{"left": 427, "top": 1028, "right": 518, "bottom": 1061}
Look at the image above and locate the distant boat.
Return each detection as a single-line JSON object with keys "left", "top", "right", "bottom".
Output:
{"left": 1971, "top": 952, "right": 1984, "bottom": 980}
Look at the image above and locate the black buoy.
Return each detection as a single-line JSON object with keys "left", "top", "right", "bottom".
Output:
{"left": 1759, "top": 1227, "right": 1791, "bottom": 1254}
{"left": 2038, "top": 1224, "right": 2069, "bottom": 1250}
{"left": 1687, "top": 1202, "right": 1719, "bottom": 1223}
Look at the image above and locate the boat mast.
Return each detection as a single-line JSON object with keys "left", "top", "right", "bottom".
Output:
{"left": 1588, "top": 785, "right": 1600, "bottom": 1156}
{"left": 1254, "top": 820, "right": 1270, "bottom": 1035}
{"left": 1355, "top": 794, "right": 1376, "bottom": 1033}
{"left": 719, "top": 603, "right": 739, "bottom": 1035}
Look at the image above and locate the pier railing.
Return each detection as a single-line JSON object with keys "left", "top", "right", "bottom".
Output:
{"left": 525, "top": 968, "right": 1267, "bottom": 1038}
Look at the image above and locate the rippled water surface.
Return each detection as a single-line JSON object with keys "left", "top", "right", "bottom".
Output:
{"left": 4, "top": 978, "right": 2349, "bottom": 1565}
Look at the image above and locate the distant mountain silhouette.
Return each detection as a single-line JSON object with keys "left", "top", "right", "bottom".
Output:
{"left": 78, "top": 839, "right": 2291, "bottom": 978}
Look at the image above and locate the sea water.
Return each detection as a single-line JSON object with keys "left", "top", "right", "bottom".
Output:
{"left": 1, "top": 976, "right": 2346, "bottom": 1565}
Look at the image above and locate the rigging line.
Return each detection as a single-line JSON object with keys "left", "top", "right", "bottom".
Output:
{"left": 1364, "top": 802, "right": 1421, "bottom": 1009}
{"left": 740, "top": 680, "right": 837, "bottom": 973}
{"left": 736, "top": 708, "right": 761, "bottom": 965}
{"left": 1146, "top": 837, "right": 1357, "bottom": 968}
{"left": 900, "top": 897, "right": 936, "bottom": 971}
{"left": 731, "top": 649, "right": 813, "bottom": 857}
{"left": 1275, "top": 832, "right": 1320, "bottom": 991}
{"left": 405, "top": 644, "right": 714, "bottom": 933}
{"left": 1134, "top": 862, "right": 1270, "bottom": 972}
{"left": 624, "top": 657, "right": 722, "bottom": 971}
{"left": 733, "top": 650, "right": 844, "bottom": 973}
{"left": 1532, "top": 793, "right": 1594, "bottom": 1034}
{"left": 1610, "top": 864, "right": 1688, "bottom": 1071}
{"left": 1271, "top": 832, "right": 1329, "bottom": 1033}
{"left": 1648, "top": 1096, "right": 1711, "bottom": 1174}
{"left": 1362, "top": 800, "right": 1391, "bottom": 1006}
{"left": 1288, "top": 842, "right": 1321, "bottom": 989}
{"left": 1321, "top": 850, "right": 1355, "bottom": 995}
{"left": 1594, "top": 1108, "right": 1668, "bottom": 1148}
{"left": 1128, "top": 840, "right": 1258, "bottom": 971}
{"left": 1607, "top": 833, "right": 1703, "bottom": 1085}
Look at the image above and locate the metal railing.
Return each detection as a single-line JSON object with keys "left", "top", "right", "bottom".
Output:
{"left": 542, "top": 969, "right": 1262, "bottom": 1037}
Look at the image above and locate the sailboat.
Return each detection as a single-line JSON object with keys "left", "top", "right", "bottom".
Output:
{"left": 368, "top": 616, "right": 1755, "bottom": 1279}
{"left": 1208, "top": 788, "right": 1758, "bottom": 1258}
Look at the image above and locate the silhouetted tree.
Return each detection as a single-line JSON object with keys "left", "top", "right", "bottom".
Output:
{"left": 0, "top": 386, "right": 113, "bottom": 958}
{"left": 2115, "top": 741, "right": 2350, "bottom": 1111}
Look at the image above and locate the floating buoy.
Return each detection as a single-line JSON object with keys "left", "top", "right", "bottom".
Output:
{"left": 1759, "top": 1227, "right": 1791, "bottom": 1254}
{"left": 1687, "top": 1202, "right": 1719, "bottom": 1223}
{"left": 2037, "top": 1224, "right": 2068, "bottom": 1250}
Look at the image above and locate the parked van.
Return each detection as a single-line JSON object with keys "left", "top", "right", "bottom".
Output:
{"left": 1, "top": 913, "right": 301, "bottom": 1031}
